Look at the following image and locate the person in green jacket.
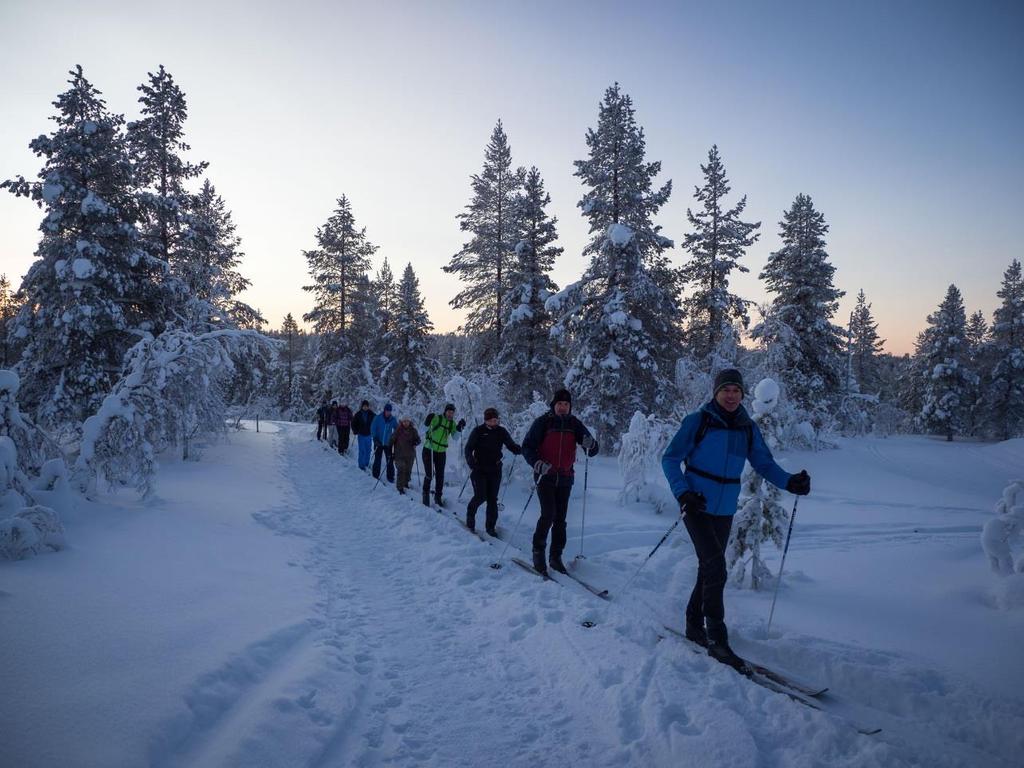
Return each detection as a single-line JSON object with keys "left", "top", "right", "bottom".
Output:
{"left": 422, "top": 403, "right": 466, "bottom": 507}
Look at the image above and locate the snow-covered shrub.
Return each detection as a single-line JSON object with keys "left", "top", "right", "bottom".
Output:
{"left": 617, "top": 411, "right": 676, "bottom": 512}
{"left": 982, "top": 480, "right": 1024, "bottom": 610}
{"left": 982, "top": 480, "right": 1024, "bottom": 577}
{"left": 728, "top": 378, "right": 790, "bottom": 589}
{"left": 0, "top": 371, "right": 69, "bottom": 560}
{"left": 75, "top": 329, "right": 272, "bottom": 496}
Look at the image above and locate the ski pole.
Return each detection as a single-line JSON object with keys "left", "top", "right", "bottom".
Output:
{"left": 620, "top": 517, "right": 681, "bottom": 595}
{"left": 574, "top": 454, "right": 590, "bottom": 562}
{"left": 767, "top": 496, "right": 799, "bottom": 635}
{"left": 497, "top": 460, "right": 514, "bottom": 511}
{"left": 490, "top": 473, "right": 542, "bottom": 570}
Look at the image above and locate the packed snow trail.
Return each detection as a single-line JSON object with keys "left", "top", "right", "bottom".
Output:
{"left": 150, "top": 422, "right": 895, "bottom": 767}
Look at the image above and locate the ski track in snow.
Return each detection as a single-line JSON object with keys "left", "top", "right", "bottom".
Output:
{"left": 147, "top": 424, "right": 1021, "bottom": 768}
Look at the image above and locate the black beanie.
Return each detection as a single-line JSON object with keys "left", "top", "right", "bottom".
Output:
{"left": 361, "top": 399, "right": 370, "bottom": 407}
{"left": 484, "top": 407, "right": 499, "bottom": 420}
{"left": 444, "top": 403, "right": 456, "bottom": 413}
{"left": 713, "top": 369, "right": 745, "bottom": 396}
{"left": 550, "top": 388, "right": 572, "bottom": 407}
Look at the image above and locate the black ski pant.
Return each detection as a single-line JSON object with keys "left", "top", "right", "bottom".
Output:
{"left": 421, "top": 448, "right": 447, "bottom": 501}
{"left": 373, "top": 443, "right": 395, "bottom": 482}
{"left": 683, "top": 510, "right": 734, "bottom": 644}
{"left": 316, "top": 418, "right": 325, "bottom": 441}
{"left": 338, "top": 426, "right": 350, "bottom": 453}
{"left": 532, "top": 478, "right": 573, "bottom": 555}
{"left": 467, "top": 466, "right": 501, "bottom": 530}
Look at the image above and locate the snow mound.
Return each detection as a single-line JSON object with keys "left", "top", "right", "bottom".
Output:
{"left": 606, "top": 222, "right": 634, "bottom": 248}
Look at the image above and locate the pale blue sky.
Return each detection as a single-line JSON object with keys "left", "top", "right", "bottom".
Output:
{"left": 2, "top": 0, "right": 1021, "bottom": 354}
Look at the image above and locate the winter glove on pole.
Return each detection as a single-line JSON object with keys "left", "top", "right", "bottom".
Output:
{"left": 678, "top": 490, "right": 707, "bottom": 517}
{"left": 533, "top": 460, "right": 552, "bottom": 476}
{"left": 786, "top": 470, "right": 811, "bottom": 496}
{"left": 457, "top": 418, "right": 466, "bottom": 431}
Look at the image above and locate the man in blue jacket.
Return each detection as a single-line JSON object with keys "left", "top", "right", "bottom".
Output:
{"left": 662, "top": 369, "right": 811, "bottom": 672}
{"left": 371, "top": 403, "right": 399, "bottom": 482}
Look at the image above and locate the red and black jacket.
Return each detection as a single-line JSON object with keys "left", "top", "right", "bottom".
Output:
{"left": 521, "top": 411, "right": 598, "bottom": 485}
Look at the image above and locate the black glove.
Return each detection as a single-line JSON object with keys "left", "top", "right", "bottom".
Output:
{"left": 678, "top": 490, "right": 706, "bottom": 516}
{"left": 786, "top": 470, "right": 811, "bottom": 496}
{"left": 581, "top": 434, "right": 598, "bottom": 457}
{"left": 424, "top": 413, "right": 434, "bottom": 427}
{"left": 457, "top": 418, "right": 466, "bottom": 430}
{"left": 373, "top": 439, "right": 382, "bottom": 449}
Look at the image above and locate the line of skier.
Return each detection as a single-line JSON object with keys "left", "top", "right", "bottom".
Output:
{"left": 315, "top": 387, "right": 599, "bottom": 576}
{"left": 316, "top": 369, "right": 812, "bottom": 674}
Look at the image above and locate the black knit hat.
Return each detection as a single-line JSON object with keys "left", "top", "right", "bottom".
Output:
{"left": 361, "top": 399, "right": 370, "bottom": 407}
{"left": 550, "top": 388, "right": 572, "bottom": 407}
{"left": 713, "top": 369, "right": 745, "bottom": 396}
{"left": 444, "top": 403, "right": 456, "bottom": 413}
{"left": 484, "top": 407, "right": 499, "bottom": 420}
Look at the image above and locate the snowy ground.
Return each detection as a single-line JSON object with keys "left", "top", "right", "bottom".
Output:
{"left": 3, "top": 422, "right": 1022, "bottom": 767}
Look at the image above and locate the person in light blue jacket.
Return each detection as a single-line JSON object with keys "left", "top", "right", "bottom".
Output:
{"left": 662, "top": 369, "right": 810, "bottom": 672}
{"left": 371, "top": 403, "right": 399, "bottom": 482}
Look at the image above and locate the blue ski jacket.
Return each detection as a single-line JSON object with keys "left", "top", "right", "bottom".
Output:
{"left": 371, "top": 410, "right": 398, "bottom": 446}
{"left": 661, "top": 401, "right": 792, "bottom": 516}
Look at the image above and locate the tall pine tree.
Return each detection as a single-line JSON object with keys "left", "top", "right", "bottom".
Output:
{"left": 919, "top": 284, "right": 973, "bottom": 441}
{"left": 679, "top": 145, "right": 760, "bottom": 366}
{"left": 549, "top": 84, "right": 681, "bottom": 444}
{"left": 987, "top": 260, "right": 1024, "bottom": 439}
{"left": 750, "top": 194, "right": 845, "bottom": 422}
{"left": 127, "top": 65, "right": 206, "bottom": 271}
{"left": 444, "top": 121, "right": 525, "bottom": 363}
{"left": 498, "top": 166, "right": 563, "bottom": 405}
{"left": 302, "top": 195, "right": 377, "bottom": 356}
{"left": 178, "top": 179, "right": 263, "bottom": 330}
{"left": 2, "top": 67, "right": 171, "bottom": 429}
{"left": 382, "top": 264, "right": 435, "bottom": 405}
{"left": 849, "top": 289, "right": 885, "bottom": 394}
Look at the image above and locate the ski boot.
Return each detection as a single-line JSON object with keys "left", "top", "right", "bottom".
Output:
{"left": 466, "top": 512, "right": 476, "bottom": 533}
{"left": 532, "top": 548, "right": 548, "bottom": 574}
{"left": 707, "top": 641, "right": 751, "bottom": 674}
{"left": 422, "top": 490, "right": 430, "bottom": 507}
{"left": 434, "top": 494, "right": 444, "bottom": 508}
{"left": 485, "top": 526, "right": 498, "bottom": 537}
{"left": 548, "top": 551, "right": 568, "bottom": 574}
{"left": 685, "top": 620, "right": 709, "bottom": 648}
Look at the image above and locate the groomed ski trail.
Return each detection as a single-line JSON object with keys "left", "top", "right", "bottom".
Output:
{"left": 155, "top": 422, "right": 905, "bottom": 767}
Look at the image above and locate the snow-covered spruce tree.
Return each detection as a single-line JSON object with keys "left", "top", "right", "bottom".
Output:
{"left": 849, "top": 289, "right": 885, "bottom": 394}
{"left": 177, "top": 179, "right": 263, "bottom": 331}
{"left": 2, "top": 67, "right": 172, "bottom": 431}
{"left": 381, "top": 263, "right": 436, "bottom": 407}
{"left": 962, "top": 310, "right": 990, "bottom": 437}
{"left": 679, "top": 145, "right": 760, "bottom": 365}
{"left": 326, "top": 273, "right": 383, "bottom": 396}
{"left": 444, "top": 120, "right": 526, "bottom": 364}
{"left": 986, "top": 260, "right": 1024, "bottom": 440}
{"left": 549, "top": 84, "right": 681, "bottom": 446}
{"left": 75, "top": 329, "right": 271, "bottom": 495}
{"left": 919, "top": 284, "right": 974, "bottom": 441}
{"left": 982, "top": 480, "right": 1024, "bottom": 577}
{"left": 728, "top": 378, "right": 790, "bottom": 589}
{"left": 127, "top": 66, "right": 206, "bottom": 278}
{"left": 0, "top": 274, "right": 24, "bottom": 369}
{"left": 498, "top": 166, "right": 563, "bottom": 406}
{"left": 749, "top": 194, "right": 845, "bottom": 425}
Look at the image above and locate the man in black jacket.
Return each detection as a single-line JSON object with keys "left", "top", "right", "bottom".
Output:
{"left": 464, "top": 407, "right": 522, "bottom": 535}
